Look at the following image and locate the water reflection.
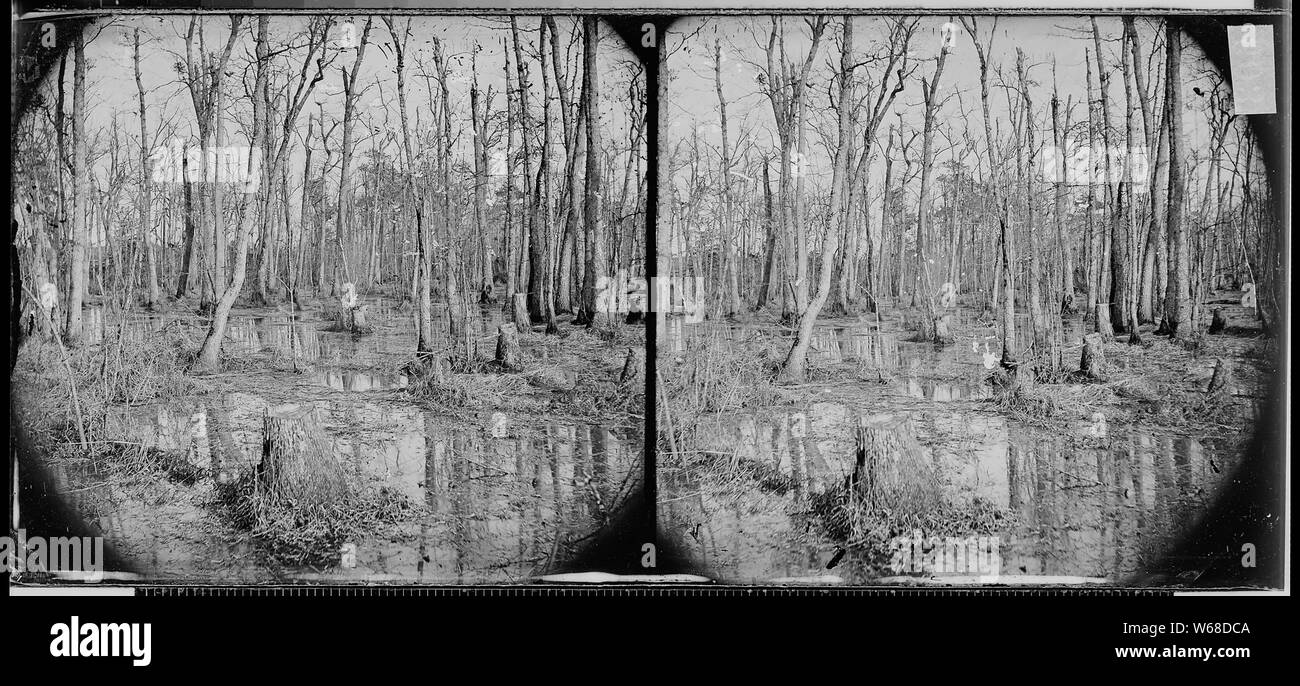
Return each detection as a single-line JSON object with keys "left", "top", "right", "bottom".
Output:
{"left": 81, "top": 298, "right": 505, "bottom": 367}
{"left": 666, "top": 401, "right": 1238, "bottom": 584}
{"left": 71, "top": 390, "right": 638, "bottom": 583}
{"left": 313, "top": 370, "right": 409, "bottom": 391}
{"left": 668, "top": 308, "right": 1088, "bottom": 372}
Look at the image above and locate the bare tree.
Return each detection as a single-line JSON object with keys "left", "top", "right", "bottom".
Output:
{"left": 780, "top": 16, "right": 853, "bottom": 382}
{"left": 576, "top": 17, "right": 606, "bottom": 326}
{"left": 1162, "top": 22, "right": 1191, "bottom": 339}
{"left": 335, "top": 17, "right": 375, "bottom": 293}
{"left": 961, "top": 17, "right": 1021, "bottom": 373}
{"left": 64, "top": 31, "right": 88, "bottom": 345}
{"left": 384, "top": 16, "right": 433, "bottom": 356}
{"left": 134, "top": 28, "right": 161, "bottom": 310}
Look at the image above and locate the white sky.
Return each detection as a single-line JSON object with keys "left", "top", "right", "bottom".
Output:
{"left": 664, "top": 15, "right": 1251, "bottom": 213}
{"left": 32, "top": 14, "right": 644, "bottom": 231}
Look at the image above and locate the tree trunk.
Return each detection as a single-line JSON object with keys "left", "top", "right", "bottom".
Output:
{"left": 431, "top": 39, "right": 468, "bottom": 360}
{"left": 387, "top": 18, "right": 433, "bottom": 356}
{"left": 577, "top": 18, "right": 606, "bottom": 326}
{"left": 756, "top": 159, "right": 779, "bottom": 309}
{"left": 1092, "top": 20, "right": 1127, "bottom": 335}
{"left": 512, "top": 292, "right": 530, "bottom": 334}
{"left": 65, "top": 32, "right": 88, "bottom": 345}
{"left": 779, "top": 16, "right": 846, "bottom": 382}
{"left": 1209, "top": 307, "right": 1227, "bottom": 334}
{"left": 1051, "top": 63, "right": 1075, "bottom": 313}
{"left": 963, "top": 19, "right": 1019, "bottom": 372}
{"left": 351, "top": 304, "right": 370, "bottom": 334}
{"left": 1017, "top": 50, "right": 1046, "bottom": 354}
{"left": 134, "top": 29, "right": 160, "bottom": 310}
{"left": 260, "top": 403, "right": 348, "bottom": 513}
{"left": 1207, "top": 358, "right": 1233, "bottom": 399}
{"left": 915, "top": 43, "right": 951, "bottom": 343}
{"left": 193, "top": 18, "right": 268, "bottom": 373}
{"left": 336, "top": 19, "right": 374, "bottom": 299}
{"left": 495, "top": 323, "right": 522, "bottom": 371}
{"left": 1164, "top": 23, "right": 1191, "bottom": 339}
{"left": 1082, "top": 49, "right": 1096, "bottom": 316}
{"left": 535, "top": 19, "right": 561, "bottom": 334}
{"left": 1080, "top": 332, "right": 1107, "bottom": 379}
{"left": 513, "top": 18, "right": 546, "bottom": 324}
{"left": 852, "top": 414, "right": 939, "bottom": 522}
{"left": 470, "top": 50, "right": 493, "bottom": 303}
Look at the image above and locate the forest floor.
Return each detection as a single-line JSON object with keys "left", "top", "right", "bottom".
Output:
{"left": 658, "top": 291, "right": 1276, "bottom": 584}
{"left": 11, "top": 290, "right": 644, "bottom": 582}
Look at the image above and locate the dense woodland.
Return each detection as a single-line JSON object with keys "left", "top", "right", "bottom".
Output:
{"left": 13, "top": 15, "right": 648, "bottom": 370}
{"left": 661, "top": 16, "right": 1280, "bottom": 382}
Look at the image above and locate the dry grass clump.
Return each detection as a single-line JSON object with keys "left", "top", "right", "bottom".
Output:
{"left": 12, "top": 319, "right": 213, "bottom": 459}
{"left": 670, "top": 450, "right": 798, "bottom": 502}
{"left": 656, "top": 325, "right": 789, "bottom": 462}
{"left": 16, "top": 322, "right": 206, "bottom": 407}
{"left": 407, "top": 369, "right": 532, "bottom": 410}
{"left": 811, "top": 483, "right": 1011, "bottom": 556}
{"left": 659, "top": 325, "right": 786, "bottom": 442}
{"left": 216, "top": 468, "right": 423, "bottom": 567}
{"left": 561, "top": 373, "right": 643, "bottom": 418}
{"left": 990, "top": 378, "right": 1114, "bottom": 426}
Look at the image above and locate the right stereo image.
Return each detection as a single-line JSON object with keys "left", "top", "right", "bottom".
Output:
{"left": 654, "top": 13, "right": 1286, "bottom": 587}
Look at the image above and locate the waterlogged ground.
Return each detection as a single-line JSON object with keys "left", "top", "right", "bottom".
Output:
{"left": 17, "top": 295, "right": 642, "bottom": 583}
{"left": 660, "top": 295, "right": 1270, "bottom": 585}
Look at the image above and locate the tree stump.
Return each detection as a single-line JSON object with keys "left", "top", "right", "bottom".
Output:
{"left": 618, "top": 347, "right": 642, "bottom": 385}
{"left": 206, "top": 405, "right": 240, "bottom": 485}
{"left": 1094, "top": 303, "right": 1114, "bottom": 338}
{"left": 260, "top": 404, "right": 347, "bottom": 515}
{"left": 1207, "top": 358, "right": 1234, "bottom": 400}
{"left": 495, "top": 324, "right": 522, "bottom": 371}
{"left": 1208, "top": 307, "right": 1227, "bottom": 334}
{"left": 851, "top": 414, "right": 939, "bottom": 523}
{"left": 938, "top": 282, "right": 957, "bottom": 309}
{"left": 1127, "top": 317, "right": 1143, "bottom": 346}
{"left": 1060, "top": 291, "right": 1077, "bottom": 315}
{"left": 933, "top": 314, "right": 954, "bottom": 344}
{"left": 512, "top": 292, "right": 530, "bottom": 334}
{"left": 334, "top": 308, "right": 353, "bottom": 331}
{"left": 350, "top": 304, "right": 372, "bottom": 334}
{"left": 1080, "top": 332, "right": 1106, "bottom": 380}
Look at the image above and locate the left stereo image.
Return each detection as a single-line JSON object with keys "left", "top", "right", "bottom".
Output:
{"left": 10, "top": 13, "right": 648, "bottom": 583}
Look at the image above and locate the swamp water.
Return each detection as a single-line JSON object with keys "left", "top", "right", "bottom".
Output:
{"left": 28, "top": 298, "right": 641, "bottom": 583}
{"left": 661, "top": 309, "right": 1253, "bottom": 585}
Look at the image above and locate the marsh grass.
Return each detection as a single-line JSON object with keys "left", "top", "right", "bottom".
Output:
{"left": 810, "top": 482, "right": 1012, "bottom": 558}
{"left": 12, "top": 317, "right": 213, "bottom": 459}
{"left": 215, "top": 466, "right": 425, "bottom": 567}
{"left": 674, "top": 447, "right": 1011, "bottom": 564}
{"left": 658, "top": 324, "right": 787, "bottom": 453}
{"left": 991, "top": 381, "right": 1116, "bottom": 426}
{"left": 407, "top": 369, "right": 534, "bottom": 411}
